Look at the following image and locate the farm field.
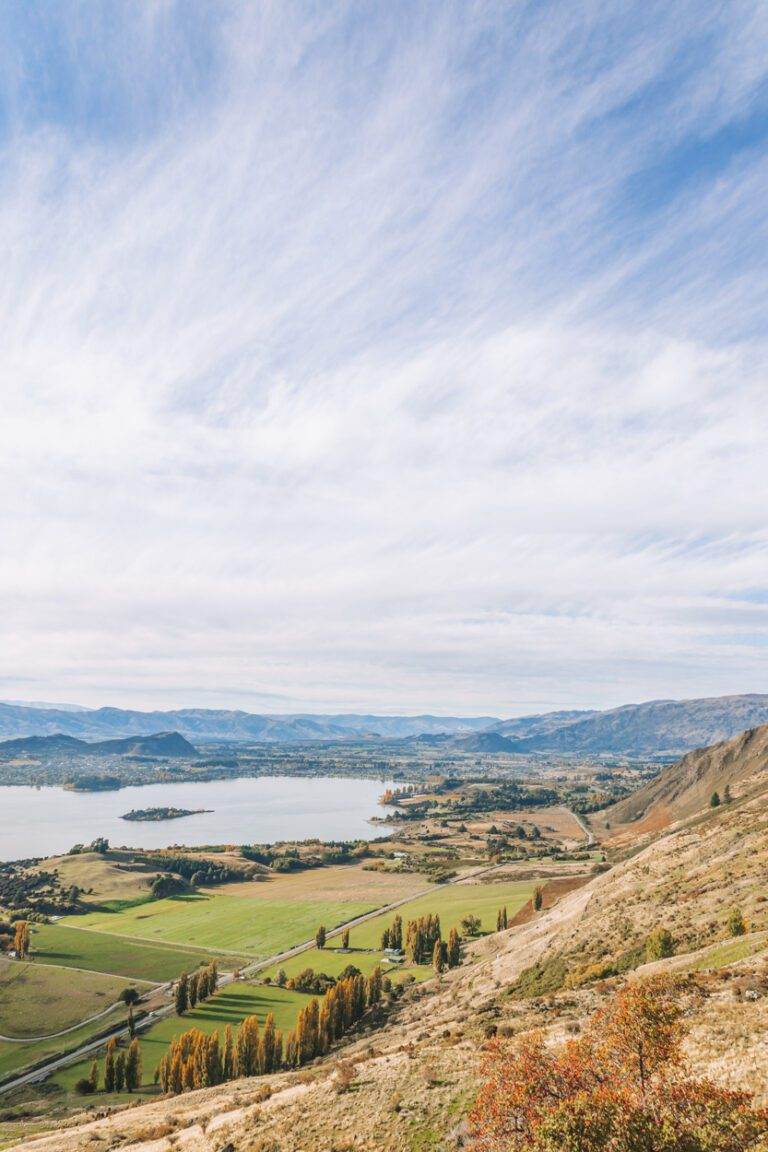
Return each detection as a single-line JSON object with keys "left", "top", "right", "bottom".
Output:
{"left": 0, "top": 959, "right": 132, "bottom": 1039}
{"left": 263, "top": 945, "right": 431, "bottom": 984}
{"left": 203, "top": 861, "right": 430, "bottom": 903}
{"left": 65, "top": 893, "right": 376, "bottom": 957}
{"left": 55, "top": 982, "right": 309, "bottom": 1097}
{"left": 341, "top": 878, "right": 536, "bottom": 950}
{"left": 0, "top": 1010, "right": 129, "bottom": 1081}
{"left": 29, "top": 922, "right": 247, "bottom": 982}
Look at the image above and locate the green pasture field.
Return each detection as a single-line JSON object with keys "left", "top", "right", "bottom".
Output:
{"left": 0, "top": 1011, "right": 129, "bottom": 1081}
{"left": 29, "top": 922, "right": 247, "bottom": 982}
{"left": 65, "top": 893, "right": 375, "bottom": 957}
{"left": 262, "top": 945, "right": 431, "bottom": 984}
{"left": 55, "top": 982, "right": 309, "bottom": 1097}
{"left": 340, "top": 879, "right": 536, "bottom": 950}
{"left": 689, "top": 931, "right": 768, "bottom": 971}
{"left": 0, "top": 959, "right": 132, "bottom": 1040}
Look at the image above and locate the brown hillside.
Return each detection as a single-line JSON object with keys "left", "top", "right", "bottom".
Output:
{"left": 596, "top": 722, "right": 768, "bottom": 839}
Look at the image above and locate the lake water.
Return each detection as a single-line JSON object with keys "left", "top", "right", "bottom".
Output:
{"left": 0, "top": 775, "right": 395, "bottom": 861}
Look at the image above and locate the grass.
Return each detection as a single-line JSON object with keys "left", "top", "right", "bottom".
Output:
{"left": 65, "top": 892, "right": 376, "bottom": 957}
{"left": 54, "top": 982, "right": 309, "bottom": 1096}
{"left": 262, "top": 945, "right": 431, "bottom": 984}
{"left": 31, "top": 852, "right": 157, "bottom": 906}
{"left": 0, "top": 1012, "right": 129, "bottom": 1081}
{"left": 30, "top": 922, "right": 246, "bottom": 982}
{"left": 689, "top": 932, "right": 768, "bottom": 971}
{"left": 0, "top": 959, "right": 132, "bottom": 1039}
{"left": 340, "top": 879, "right": 536, "bottom": 950}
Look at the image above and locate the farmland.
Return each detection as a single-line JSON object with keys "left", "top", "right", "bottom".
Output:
{"left": 0, "top": 959, "right": 132, "bottom": 1039}
{"left": 65, "top": 892, "right": 377, "bottom": 957}
{"left": 28, "top": 922, "right": 247, "bottom": 983}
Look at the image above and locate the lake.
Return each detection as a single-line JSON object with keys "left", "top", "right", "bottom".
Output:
{"left": 0, "top": 775, "right": 395, "bottom": 861}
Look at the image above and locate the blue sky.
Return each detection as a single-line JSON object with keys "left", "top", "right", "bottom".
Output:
{"left": 1, "top": 1, "right": 767, "bottom": 714}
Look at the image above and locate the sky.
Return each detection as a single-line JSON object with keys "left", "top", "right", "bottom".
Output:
{"left": 1, "top": 0, "right": 767, "bottom": 717}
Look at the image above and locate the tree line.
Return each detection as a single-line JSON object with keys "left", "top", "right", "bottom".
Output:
{"left": 175, "top": 961, "right": 218, "bottom": 1014}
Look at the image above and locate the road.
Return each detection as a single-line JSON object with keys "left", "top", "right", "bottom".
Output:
{"left": 0, "top": 862, "right": 503, "bottom": 1096}
{"left": 570, "top": 808, "right": 596, "bottom": 847}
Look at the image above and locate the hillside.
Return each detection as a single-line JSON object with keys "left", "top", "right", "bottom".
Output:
{"left": 0, "top": 731, "right": 198, "bottom": 759}
{"left": 0, "top": 704, "right": 497, "bottom": 743}
{"left": 596, "top": 722, "right": 768, "bottom": 837}
{"left": 11, "top": 778, "right": 768, "bottom": 1152}
{"left": 502, "top": 693, "right": 768, "bottom": 756}
{"left": 456, "top": 730, "right": 517, "bottom": 753}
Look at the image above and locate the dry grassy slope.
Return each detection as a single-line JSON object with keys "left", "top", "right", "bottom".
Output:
{"left": 597, "top": 722, "right": 768, "bottom": 836}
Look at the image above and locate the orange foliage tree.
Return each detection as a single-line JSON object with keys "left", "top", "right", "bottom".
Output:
{"left": 470, "top": 976, "right": 768, "bottom": 1152}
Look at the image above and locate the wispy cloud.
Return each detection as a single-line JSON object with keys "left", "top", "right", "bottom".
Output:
{"left": 1, "top": 1, "right": 767, "bottom": 713}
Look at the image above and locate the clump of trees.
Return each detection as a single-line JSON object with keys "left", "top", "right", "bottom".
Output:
{"left": 496, "top": 906, "right": 508, "bottom": 931}
{"left": 101, "top": 1037, "right": 141, "bottom": 1093}
{"left": 470, "top": 975, "right": 768, "bottom": 1151}
{"left": 156, "top": 968, "right": 388, "bottom": 1096}
{"left": 381, "top": 914, "right": 403, "bottom": 951}
{"left": 728, "top": 908, "right": 747, "bottom": 937}
{"left": 175, "top": 961, "right": 218, "bottom": 1015}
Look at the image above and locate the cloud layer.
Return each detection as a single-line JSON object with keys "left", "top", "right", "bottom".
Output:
{"left": 1, "top": 1, "right": 767, "bottom": 713}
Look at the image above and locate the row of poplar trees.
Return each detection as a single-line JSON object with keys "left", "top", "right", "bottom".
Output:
{"left": 156, "top": 967, "right": 385, "bottom": 1095}
{"left": 175, "top": 961, "right": 218, "bottom": 1015}
{"left": 102, "top": 1037, "right": 142, "bottom": 1093}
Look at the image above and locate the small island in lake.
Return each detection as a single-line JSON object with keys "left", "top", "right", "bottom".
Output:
{"left": 120, "top": 806, "right": 212, "bottom": 822}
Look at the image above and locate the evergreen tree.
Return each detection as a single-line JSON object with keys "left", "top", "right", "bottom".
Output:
{"left": 710, "top": 790, "right": 721, "bottom": 808}
{"left": 533, "top": 886, "right": 543, "bottom": 912}
{"left": 188, "top": 971, "right": 199, "bottom": 1009}
{"left": 380, "top": 926, "right": 391, "bottom": 949}
{"left": 175, "top": 972, "right": 189, "bottom": 1015}
{"left": 316, "top": 925, "right": 327, "bottom": 949}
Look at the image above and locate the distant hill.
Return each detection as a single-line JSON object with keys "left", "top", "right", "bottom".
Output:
{"left": 599, "top": 723, "right": 768, "bottom": 834}
{"left": 0, "top": 703, "right": 498, "bottom": 743}
{"left": 500, "top": 694, "right": 768, "bottom": 757}
{"left": 0, "top": 730, "right": 198, "bottom": 759}
{"left": 456, "top": 731, "right": 518, "bottom": 753}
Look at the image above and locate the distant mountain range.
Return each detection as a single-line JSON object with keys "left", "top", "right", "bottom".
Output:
{"left": 0, "top": 731, "right": 198, "bottom": 758}
{"left": 0, "top": 694, "right": 767, "bottom": 756}
{"left": 0, "top": 704, "right": 495, "bottom": 744}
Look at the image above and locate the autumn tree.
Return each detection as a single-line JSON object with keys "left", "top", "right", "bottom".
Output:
{"left": 460, "top": 913, "right": 481, "bottom": 936}
{"left": 12, "top": 920, "right": 30, "bottom": 960}
{"left": 222, "top": 1024, "right": 234, "bottom": 1081}
{"left": 341, "top": 928, "right": 350, "bottom": 949}
{"left": 447, "top": 927, "right": 461, "bottom": 968}
{"left": 104, "top": 1038, "right": 116, "bottom": 1093}
{"left": 433, "top": 938, "right": 445, "bottom": 974}
{"left": 728, "top": 908, "right": 747, "bottom": 937}
{"left": 496, "top": 906, "right": 508, "bottom": 931}
{"left": 470, "top": 975, "right": 768, "bottom": 1152}
{"left": 645, "top": 926, "right": 675, "bottom": 961}
{"left": 125, "top": 1038, "right": 142, "bottom": 1092}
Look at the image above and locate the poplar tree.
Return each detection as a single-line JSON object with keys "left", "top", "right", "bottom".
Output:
{"left": 175, "top": 972, "right": 189, "bottom": 1015}
{"left": 188, "top": 971, "right": 199, "bottom": 1009}
{"left": 222, "top": 1024, "right": 234, "bottom": 1081}
{"left": 88, "top": 1059, "right": 99, "bottom": 1093}
{"left": 115, "top": 1051, "right": 126, "bottom": 1093}
{"left": 125, "top": 1038, "right": 142, "bottom": 1092}
{"left": 104, "top": 1038, "right": 116, "bottom": 1093}
{"left": 341, "top": 928, "right": 350, "bottom": 949}
{"left": 433, "top": 938, "right": 445, "bottom": 974}
{"left": 316, "top": 925, "right": 326, "bottom": 949}
{"left": 447, "top": 927, "right": 461, "bottom": 968}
